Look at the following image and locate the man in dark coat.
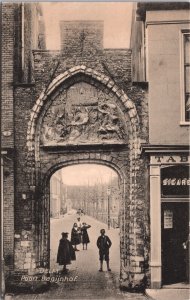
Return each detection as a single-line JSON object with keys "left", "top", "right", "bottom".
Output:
{"left": 57, "top": 232, "right": 76, "bottom": 273}
{"left": 97, "top": 229, "right": 112, "bottom": 272}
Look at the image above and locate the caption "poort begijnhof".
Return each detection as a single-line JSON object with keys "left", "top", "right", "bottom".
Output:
{"left": 21, "top": 275, "right": 78, "bottom": 283}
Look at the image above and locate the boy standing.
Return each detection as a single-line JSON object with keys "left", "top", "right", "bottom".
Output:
{"left": 97, "top": 229, "right": 112, "bottom": 272}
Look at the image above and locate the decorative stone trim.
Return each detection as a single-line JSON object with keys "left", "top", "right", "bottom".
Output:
{"left": 27, "top": 65, "right": 139, "bottom": 150}
{"left": 25, "top": 65, "right": 141, "bottom": 190}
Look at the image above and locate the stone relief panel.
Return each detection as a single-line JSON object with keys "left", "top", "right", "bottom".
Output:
{"left": 41, "top": 82, "right": 127, "bottom": 146}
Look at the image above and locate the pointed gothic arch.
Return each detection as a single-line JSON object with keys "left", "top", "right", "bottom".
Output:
{"left": 23, "top": 64, "right": 146, "bottom": 290}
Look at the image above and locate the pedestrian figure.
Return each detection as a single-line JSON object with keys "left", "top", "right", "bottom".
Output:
{"left": 77, "top": 217, "right": 82, "bottom": 231}
{"left": 81, "top": 222, "right": 91, "bottom": 250}
{"left": 77, "top": 217, "right": 82, "bottom": 244}
{"left": 97, "top": 229, "right": 112, "bottom": 272}
{"left": 57, "top": 232, "right": 76, "bottom": 274}
{"left": 71, "top": 223, "right": 81, "bottom": 251}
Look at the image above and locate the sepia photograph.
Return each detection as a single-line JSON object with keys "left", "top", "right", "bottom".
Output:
{"left": 1, "top": 1, "right": 190, "bottom": 300}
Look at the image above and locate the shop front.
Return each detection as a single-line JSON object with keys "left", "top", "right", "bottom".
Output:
{"left": 142, "top": 146, "right": 189, "bottom": 288}
{"left": 161, "top": 165, "right": 189, "bottom": 285}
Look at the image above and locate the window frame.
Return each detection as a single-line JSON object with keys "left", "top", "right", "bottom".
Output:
{"left": 180, "top": 29, "right": 190, "bottom": 125}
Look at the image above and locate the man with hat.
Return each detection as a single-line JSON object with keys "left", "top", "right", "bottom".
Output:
{"left": 57, "top": 232, "right": 76, "bottom": 273}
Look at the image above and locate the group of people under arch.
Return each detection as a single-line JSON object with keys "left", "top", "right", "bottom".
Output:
{"left": 57, "top": 217, "right": 112, "bottom": 273}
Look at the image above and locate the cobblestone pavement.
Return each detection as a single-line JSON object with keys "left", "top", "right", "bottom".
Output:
{"left": 7, "top": 213, "right": 148, "bottom": 300}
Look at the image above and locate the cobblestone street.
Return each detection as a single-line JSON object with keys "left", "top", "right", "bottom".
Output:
{"left": 9, "top": 213, "right": 148, "bottom": 300}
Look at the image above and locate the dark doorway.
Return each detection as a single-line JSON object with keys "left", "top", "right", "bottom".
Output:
{"left": 161, "top": 202, "right": 189, "bottom": 284}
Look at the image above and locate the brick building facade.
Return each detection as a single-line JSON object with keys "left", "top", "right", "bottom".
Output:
{"left": 2, "top": 2, "right": 188, "bottom": 293}
{"left": 1, "top": 4, "right": 149, "bottom": 291}
{"left": 1, "top": 3, "right": 45, "bottom": 276}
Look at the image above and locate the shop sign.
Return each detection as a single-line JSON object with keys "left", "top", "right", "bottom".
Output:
{"left": 163, "top": 178, "right": 190, "bottom": 186}
{"left": 161, "top": 166, "right": 189, "bottom": 197}
{"left": 164, "top": 210, "right": 173, "bottom": 229}
{"left": 151, "top": 155, "right": 190, "bottom": 164}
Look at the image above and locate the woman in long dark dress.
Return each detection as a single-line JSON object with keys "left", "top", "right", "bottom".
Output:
{"left": 57, "top": 232, "right": 76, "bottom": 273}
{"left": 81, "top": 222, "right": 91, "bottom": 250}
{"left": 71, "top": 223, "right": 81, "bottom": 251}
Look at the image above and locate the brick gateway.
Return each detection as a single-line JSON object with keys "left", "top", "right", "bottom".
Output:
{"left": 13, "top": 65, "right": 148, "bottom": 290}
{"left": 4, "top": 20, "right": 149, "bottom": 290}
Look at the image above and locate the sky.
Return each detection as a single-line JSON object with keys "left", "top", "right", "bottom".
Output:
{"left": 41, "top": 2, "right": 133, "bottom": 50}
{"left": 60, "top": 164, "right": 117, "bottom": 186}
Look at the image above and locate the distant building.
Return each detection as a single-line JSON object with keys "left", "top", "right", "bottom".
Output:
{"left": 50, "top": 170, "right": 65, "bottom": 218}
{"left": 65, "top": 198, "right": 72, "bottom": 213}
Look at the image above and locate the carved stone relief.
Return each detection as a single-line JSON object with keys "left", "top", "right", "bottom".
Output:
{"left": 41, "top": 82, "right": 126, "bottom": 146}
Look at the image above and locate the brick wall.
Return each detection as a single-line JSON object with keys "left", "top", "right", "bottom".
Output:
{"left": 1, "top": 3, "right": 46, "bottom": 274}
{"left": 1, "top": 4, "right": 15, "bottom": 147}
{"left": 1, "top": 4, "right": 15, "bottom": 272}
{"left": 13, "top": 3, "right": 45, "bottom": 83}
{"left": 3, "top": 157, "right": 14, "bottom": 271}
{"left": 14, "top": 87, "right": 35, "bottom": 231}
{"left": 60, "top": 21, "right": 104, "bottom": 52}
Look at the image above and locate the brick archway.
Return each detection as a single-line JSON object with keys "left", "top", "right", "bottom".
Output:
{"left": 39, "top": 154, "right": 128, "bottom": 272}
{"left": 24, "top": 65, "right": 146, "bottom": 290}
{"left": 44, "top": 158, "right": 126, "bottom": 185}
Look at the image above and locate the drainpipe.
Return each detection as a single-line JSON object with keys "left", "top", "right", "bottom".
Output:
{"left": 21, "top": 2, "right": 25, "bottom": 79}
{"left": 1, "top": 156, "right": 5, "bottom": 299}
{"left": 107, "top": 187, "right": 111, "bottom": 230}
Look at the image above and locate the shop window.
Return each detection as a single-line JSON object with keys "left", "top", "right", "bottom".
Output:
{"left": 161, "top": 165, "right": 189, "bottom": 198}
{"left": 181, "top": 30, "right": 190, "bottom": 123}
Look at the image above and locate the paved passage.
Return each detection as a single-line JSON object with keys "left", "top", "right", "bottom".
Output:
{"left": 50, "top": 212, "right": 120, "bottom": 274}
{"left": 9, "top": 213, "right": 148, "bottom": 300}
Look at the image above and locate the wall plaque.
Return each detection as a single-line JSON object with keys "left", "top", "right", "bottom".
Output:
{"left": 41, "top": 82, "right": 127, "bottom": 146}
{"left": 164, "top": 210, "right": 173, "bottom": 229}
